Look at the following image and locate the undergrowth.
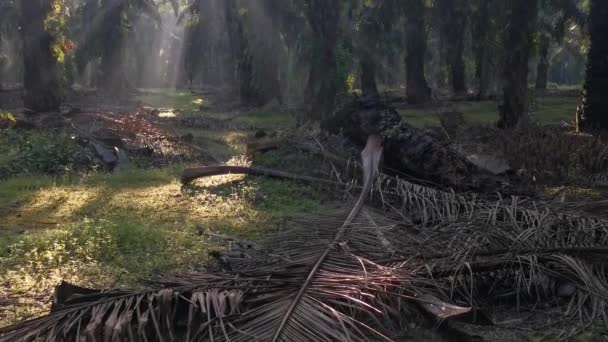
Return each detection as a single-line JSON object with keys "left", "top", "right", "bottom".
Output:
{"left": 0, "top": 129, "right": 102, "bottom": 179}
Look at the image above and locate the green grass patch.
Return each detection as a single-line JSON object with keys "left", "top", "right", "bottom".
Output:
{"left": 136, "top": 88, "right": 206, "bottom": 112}
{"left": 533, "top": 96, "right": 579, "bottom": 125}
{"left": 400, "top": 95, "right": 579, "bottom": 128}
{"left": 0, "top": 167, "right": 323, "bottom": 326}
{"left": 231, "top": 111, "right": 295, "bottom": 130}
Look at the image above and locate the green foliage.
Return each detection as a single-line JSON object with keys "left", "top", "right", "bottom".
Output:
{"left": 0, "top": 129, "right": 100, "bottom": 179}
{"left": 0, "top": 111, "right": 16, "bottom": 127}
{"left": 44, "top": 0, "right": 68, "bottom": 64}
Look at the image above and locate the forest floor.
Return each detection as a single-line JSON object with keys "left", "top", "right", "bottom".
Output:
{"left": 0, "top": 88, "right": 597, "bottom": 341}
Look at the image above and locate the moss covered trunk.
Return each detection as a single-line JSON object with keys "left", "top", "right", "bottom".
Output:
{"left": 20, "top": 0, "right": 63, "bottom": 112}
{"left": 578, "top": 0, "right": 608, "bottom": 131}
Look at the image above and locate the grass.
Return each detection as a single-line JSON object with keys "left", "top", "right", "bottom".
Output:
{"left": 136, "top": 89, "right": 206, "bottom": 113}
{"left": 0, "top": 166, "right": 322, "bottom": 326}
{"left": 401, "top": 94, "right": 580, "bottom": 128}
{"left": 231, "top": 110, "right": 295, "bottom": 130}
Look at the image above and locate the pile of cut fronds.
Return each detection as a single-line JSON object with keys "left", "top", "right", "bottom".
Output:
{"left": 3, "top": 136, "right": 608, "bottom": 341}
{"left": 460, "top": 124, "right": 608, "bottom": 187}
{"left": 68, "top": 106, "right": 216, "bottom": 166}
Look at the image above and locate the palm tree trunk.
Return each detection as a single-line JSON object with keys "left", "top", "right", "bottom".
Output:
{"left": 360, "top": 50, "right": 379, "bottom": 98}
{"left": 20, "top": 0, "right": 63, "bottom": 112}
{"left": 497, "top": 0, "right": 538, "bottom": 129}
{"left": 438, "top": 0, "right": 469, "bottom": 95}
{"left": 99, "top": 0, "right": 131, "bottom": 98}
{"left": 578, "top": 0, "right": 608, "bottom": 131}
{"left": 304, "top": 0, "right": 341, "bottom": 120}
{"left": 472, "top": 0, "right": 491, "bottom": 100}
{"left": 405, "top": 0, "right": 431, "bottom": 105}
{"left": 535, "top": 35, "right": 550, "bottom": 91}
{"left": 225, "top": 0, "right": 256, "bottom": 105}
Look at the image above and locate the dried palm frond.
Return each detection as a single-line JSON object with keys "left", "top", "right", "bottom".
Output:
{"left": 0, "top": 136, "right": 467, "bottom": 341}
{"left": 374, "top": 174, "right": 608, "bottom": 326}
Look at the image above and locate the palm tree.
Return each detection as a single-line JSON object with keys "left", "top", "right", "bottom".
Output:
{"left": 436, "top": 0, "right": 469, "bottom": 96}
{"left": 497, "top": 0, "right": 538, "bottom": 128}
{"left": 75, "top": 0, "right": 163, "bottom": 97}
{"left": 20, "top": 0, "right": 65, "bottom": 112}
{"left": 304, "top": 0, "right": 343, "bottom": 120}
{"left": 577, "top": 0, "right": 608, "bottom": 131}
{"left": 535, "top": 0, "right": 586, "bottom": 92}
{"left": 0, "top": 0, "right": 18, "bottom": 88}
{"left": 404, "top": 0, "right": 431, "bottom": 104}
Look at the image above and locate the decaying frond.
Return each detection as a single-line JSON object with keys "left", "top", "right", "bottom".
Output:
{"left": 373, "top": 174, "right": 608, "bottom": 324}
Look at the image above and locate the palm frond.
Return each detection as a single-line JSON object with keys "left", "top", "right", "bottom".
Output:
{"left": 4, "top": 140, "right": 608, "bottom": 340}
{"left": 0, "top": 136, "right": 453, "bottom": 341}
{"left": 374, "top": 174, "right": 608, "bottom": 324}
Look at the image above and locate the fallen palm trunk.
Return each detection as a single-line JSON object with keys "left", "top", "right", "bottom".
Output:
{"left": 181, "top": 165, "right": 341, "bottom": 186}
{"left": 322, "top": 96, "right": 504, "bottom": 191}
{"left": 246, "top": 140, "right": 346, "bottom": 165}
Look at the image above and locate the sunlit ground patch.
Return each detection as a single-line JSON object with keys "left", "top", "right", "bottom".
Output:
{"left": 192, "top": 98, "right": 205, "bottom": 106}
{"left": 157, "top": 109, "right": 177, "bottom": 118}
{"left": 0, "top": 167, "right": 322, "bottom": 327}
{"left": 136, "top": 89, "right": 206, "bottom": 112}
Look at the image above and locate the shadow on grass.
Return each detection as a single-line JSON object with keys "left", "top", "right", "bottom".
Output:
{"left": 0, "top": 166, "right": 323, "bottom": 327}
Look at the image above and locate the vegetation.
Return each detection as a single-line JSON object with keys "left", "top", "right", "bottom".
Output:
{"left": 1, "top": 0, "right": 608, "bottom": 340}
